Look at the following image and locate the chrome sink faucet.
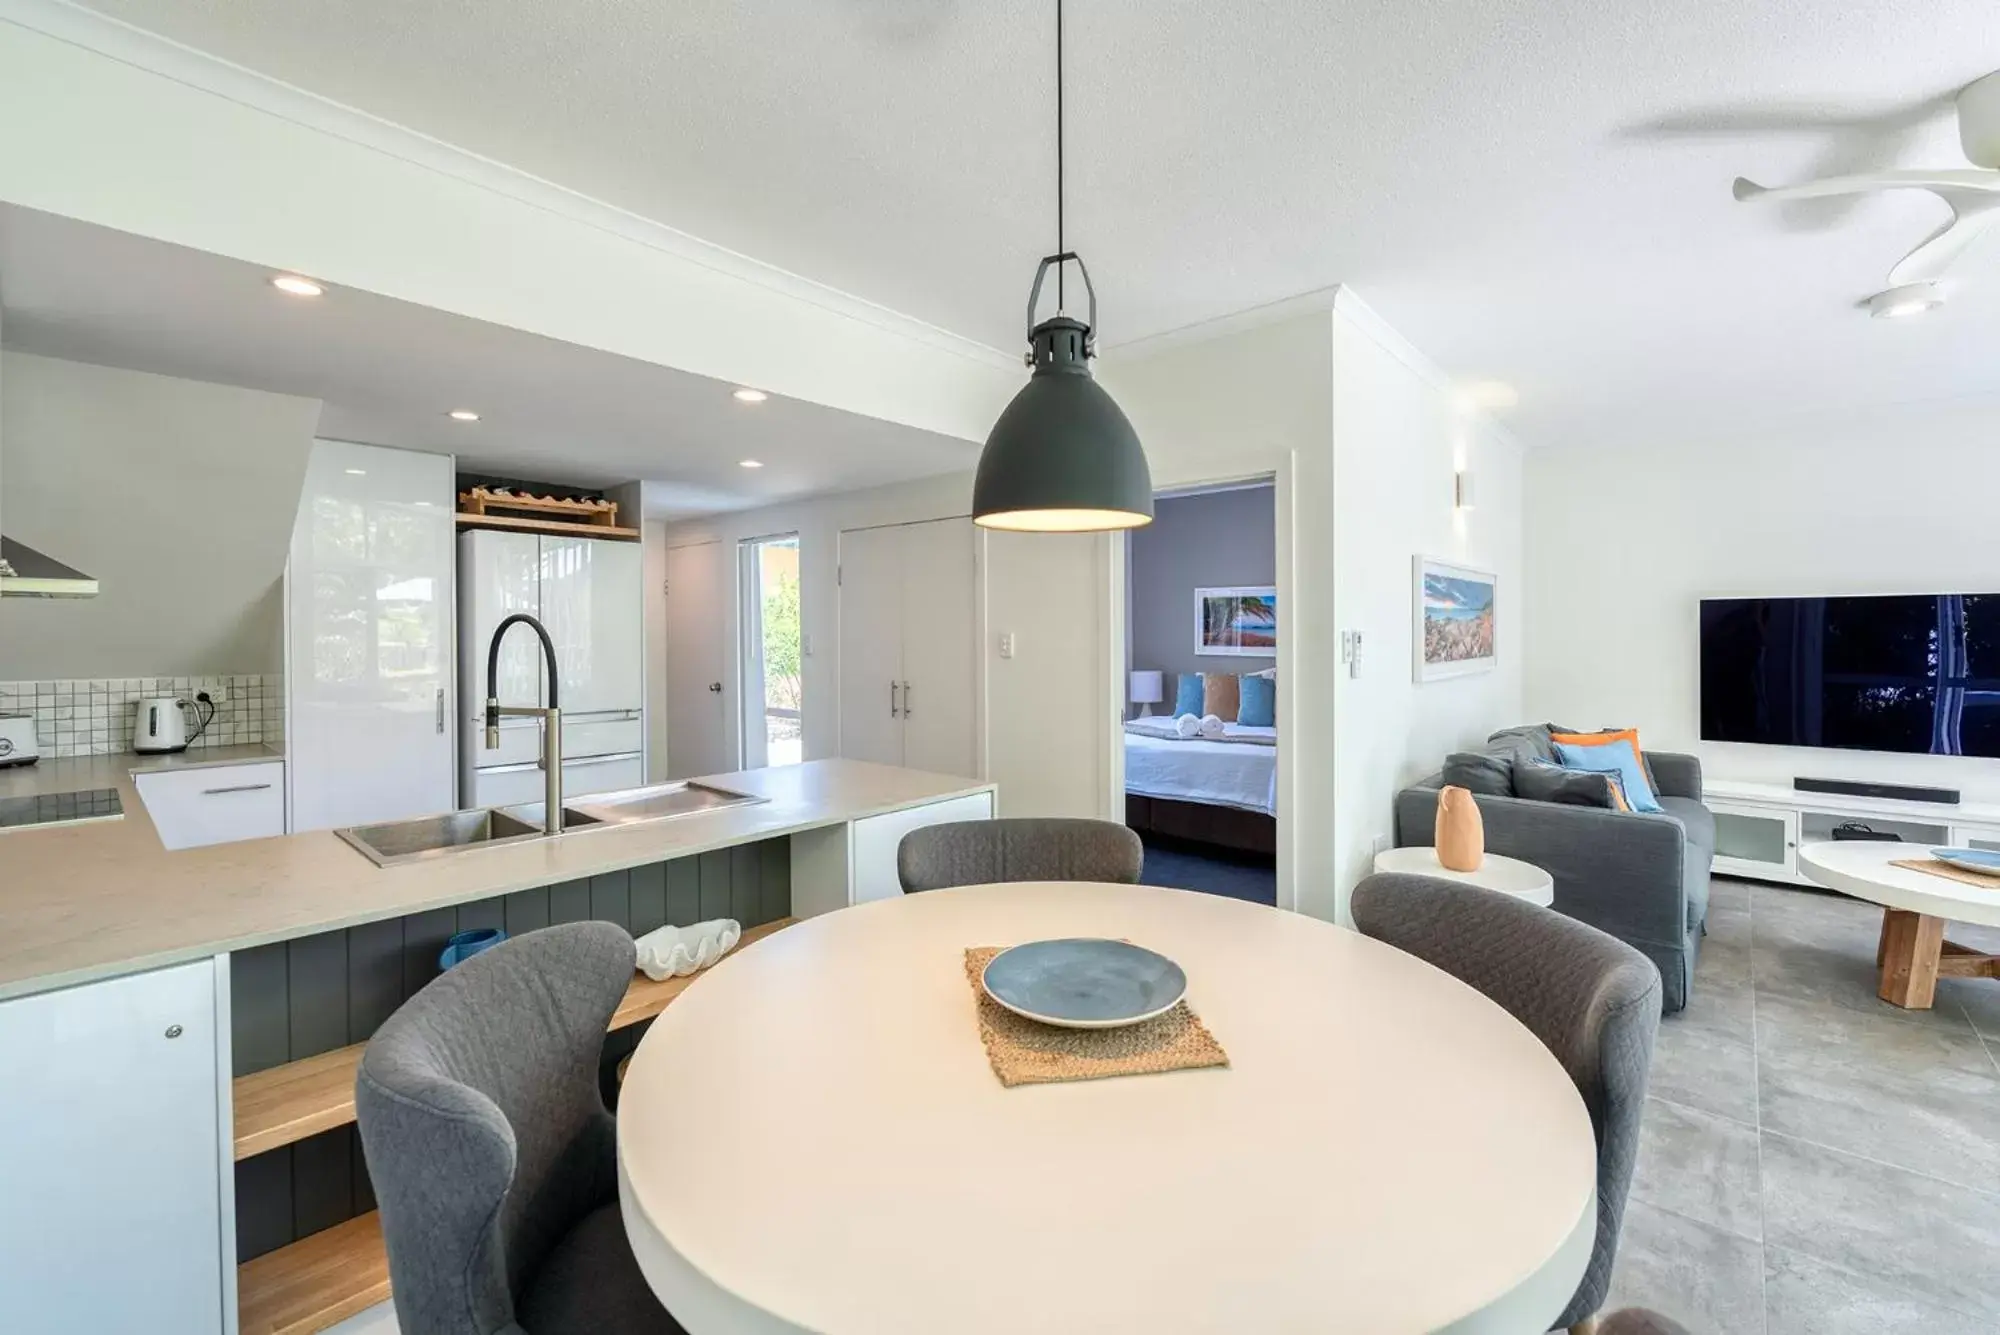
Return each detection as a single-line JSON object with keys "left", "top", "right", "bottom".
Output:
{"left": 485, "top": 612, "right": 563, "bottom": 836}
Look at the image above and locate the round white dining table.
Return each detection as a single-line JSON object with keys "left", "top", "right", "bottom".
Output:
{"left": 618, "top": 882, "right": 1596, "bottom": 1335}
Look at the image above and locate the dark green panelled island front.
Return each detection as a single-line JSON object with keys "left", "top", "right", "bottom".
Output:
{"left": 231, "top": 839, "right": 792, "bottom": 1261}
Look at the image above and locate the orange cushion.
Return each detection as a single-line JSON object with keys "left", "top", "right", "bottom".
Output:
{"left": 1201, "top": 672, "right": 1241, "bottom": 721}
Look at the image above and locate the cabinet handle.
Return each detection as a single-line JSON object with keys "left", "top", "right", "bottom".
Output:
{"left": 890, "top": 681, "right": 900, "bottom": 718}
{"left": 164, "top": 1024, "right": 183, "bottom": 1040}
{"left": 436, "top": 687, "right": 445, "bottom": 734}
{"left": 202, "top": 783, "right": 273, "bottom": 796}
{"left": 901, "top": 681, "right": 912, "bottom": 717}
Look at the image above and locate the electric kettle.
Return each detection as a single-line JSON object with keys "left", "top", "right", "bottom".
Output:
{"left": 133, "top": 697, "right": 190, "bottom": 753}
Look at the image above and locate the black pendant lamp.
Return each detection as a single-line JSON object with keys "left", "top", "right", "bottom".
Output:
{"left": 972, "top": 0, "right": 1152, "bottom": 533}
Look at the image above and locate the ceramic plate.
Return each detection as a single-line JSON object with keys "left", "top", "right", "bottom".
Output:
{"left": 980, "top": 938, "right": 1188, "bottom": 1030}
{"left": 1929, "top": 847, "right": 2000, "bottom": 876}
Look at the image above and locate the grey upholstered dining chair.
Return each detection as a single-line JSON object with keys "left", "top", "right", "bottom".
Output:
{"left": 897, "top": 817, "right": 1144, "bottom": 893}
{"left": 355, "top": 921, "right": 684, "bottom": 1335}
{"left": 1349, "top": 873, "right": 1662, "bottom": 1335}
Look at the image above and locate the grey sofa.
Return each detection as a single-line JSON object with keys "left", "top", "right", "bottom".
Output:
{"left": 1394, "top": 727, "right": 1715, "bottom": 1012}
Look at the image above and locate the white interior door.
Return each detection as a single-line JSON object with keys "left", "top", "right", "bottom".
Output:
{"left": 665, "top": 540, "right": 730, "bottom": 778}
{"left": 837, "top": 524, "right": 907, "bottom": 766}
{"left": 545, "top": 535, "right": 643, "bottom": 718}
{"left": 290, "top": 440, "right": 456, "bottom": 830}
{"left": 898, "top": 518, "right": 978, "bottom": 777}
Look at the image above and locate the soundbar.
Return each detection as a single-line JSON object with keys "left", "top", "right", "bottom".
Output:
{"left": 1794, "top": 777, "right": 1961, "bottom": 806}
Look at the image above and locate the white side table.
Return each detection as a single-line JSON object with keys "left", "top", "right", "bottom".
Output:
{"left": 1371, "top": 846, "right": 1555, "bottom": 906}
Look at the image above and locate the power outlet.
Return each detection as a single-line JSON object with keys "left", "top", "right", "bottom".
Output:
{"left": 998, "top": 633, "right": 1016, "bottom": 660}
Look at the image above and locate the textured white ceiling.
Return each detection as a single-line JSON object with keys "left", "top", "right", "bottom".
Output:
{"left": 52, "top": 1, "right": 2000, "bottom": 447}
{"left": 0, "top": 205, "right": 976, "bottom": 517}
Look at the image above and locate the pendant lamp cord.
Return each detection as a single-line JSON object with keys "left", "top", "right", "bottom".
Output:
{"left": 1055, "top": 0, "right": 1065, "bottom": 312}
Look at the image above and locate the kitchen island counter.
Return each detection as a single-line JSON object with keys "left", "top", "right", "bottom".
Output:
{"left": 0, "top": 758, "right": 993, "bottom": 1001}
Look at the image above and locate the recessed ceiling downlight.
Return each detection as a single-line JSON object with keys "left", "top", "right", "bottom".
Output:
{"left": 1867, "top": 282, "right": 1944, "bottom": 320}
{"left": 448, "top": 410, "right": 481, "bottom": 422}
{"left": 1460, "top": 380, "right": 1519, "bottom": 411}
{"left": 270, "top": 274, "right": 325, "bottom": 298}
{"left": 733, "top": 388, "right": 769, "bottom": 403}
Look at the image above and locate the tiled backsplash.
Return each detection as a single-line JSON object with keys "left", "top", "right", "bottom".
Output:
{"left": 0, "top": 676, "right": 284, "bottom": 757}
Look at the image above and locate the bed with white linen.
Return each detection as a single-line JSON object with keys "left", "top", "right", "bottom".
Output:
{"left": 1123, "top": 718, "right": 1277, "bottom": 854}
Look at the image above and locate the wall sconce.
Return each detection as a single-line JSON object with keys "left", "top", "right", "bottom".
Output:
{"left": 1454, "top": 470, "right": 1475, "bottom": 511}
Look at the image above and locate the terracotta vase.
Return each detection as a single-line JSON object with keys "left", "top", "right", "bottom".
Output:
{"left": 1435, "top": 785, "right": 1485, "bottom": 872}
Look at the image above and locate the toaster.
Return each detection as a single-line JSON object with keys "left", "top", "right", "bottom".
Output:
{"left": 0, "top": 712, "right": 40, "bottom": 767}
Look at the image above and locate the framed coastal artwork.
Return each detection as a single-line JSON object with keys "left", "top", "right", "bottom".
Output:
{"left": 1413, "top": 557, "right": 1495, "bottom": 681}
{"left": 1195, "top": 586, "right": 1277, "bottom": 657}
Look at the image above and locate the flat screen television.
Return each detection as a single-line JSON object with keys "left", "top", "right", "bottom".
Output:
{"left": 1700, "top": 594, "right": 2000, "bottom": 758}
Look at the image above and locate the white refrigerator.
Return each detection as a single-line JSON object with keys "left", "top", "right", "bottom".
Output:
{"left": 459, "top": 529, "right": 645, "bottom": 807}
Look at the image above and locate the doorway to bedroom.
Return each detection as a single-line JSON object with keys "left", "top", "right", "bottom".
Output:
{"left": 1123, "top": 481, "right": 1279, "bottom": 905}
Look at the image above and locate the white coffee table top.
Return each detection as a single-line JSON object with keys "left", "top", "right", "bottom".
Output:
{"left": 617, "top": 881, "right": 1595, "bottom": 1334}
{"left": 1798, "top": 841, "right": 2000, "bottom": 926}
{"left": 1371, "top": 846, "right": 1556, "bottom": 906}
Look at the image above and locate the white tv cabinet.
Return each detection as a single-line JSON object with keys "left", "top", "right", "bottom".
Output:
{"left": 1705, "top": 779, "right": 2000, "bottom": 886}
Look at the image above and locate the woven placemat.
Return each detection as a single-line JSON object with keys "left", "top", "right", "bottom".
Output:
{"left": 1890, "top": 858, "right": 2000, "bottom": 892}
{"left": 963, "top": 946, "right": 1229, "bottom": 1088}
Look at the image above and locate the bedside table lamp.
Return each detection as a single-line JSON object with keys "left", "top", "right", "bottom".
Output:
{"left": 1130, "top": 670, "right": 1165, "bottom": 717}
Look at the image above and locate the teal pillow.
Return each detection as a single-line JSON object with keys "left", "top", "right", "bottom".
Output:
{"left": 1173, "top": 673, "right": 1205, "bottom": 716}
{"left": 1238, "top": 674, "right": 1275, "bottom": 727}
{"left": 1553, "top": 738, "right": 1663, "bottom": 813}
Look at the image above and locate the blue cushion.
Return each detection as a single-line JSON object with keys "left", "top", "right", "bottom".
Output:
{"left": 1172, "top": 673, "right": 1205, "bottom": 717}
{"left": 1238, "top": 674, "right": 1275, "bottom": 727}
{"left": 1554, "top": 738, "right": 1663, "bottom": 813}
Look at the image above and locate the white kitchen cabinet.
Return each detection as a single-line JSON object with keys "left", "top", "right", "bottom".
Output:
{"left": 136, "top": 760, "right": 287, "bottom": 851}
{"left": 791, "top": 790, "right": 998, "bottom": 916}
{"left": 461, "top": 529, "right": 644, "bottom": 801}
{"left": 0, "top": 959, "right": 230, "bottom": 1334}
{"left": 544, "top": 535, "right": 644, "bottom": 718}
{"left": 288, "top": 440, "right": 457, "bottom": 831}
{"left": 470, "top": 753, "right": 646, "bottom": 808}
{"left": 837, "top": 519, "right": 978, "bottom": 776}
{"left": 461, "top": 528, "right": 544, "bottom": 719}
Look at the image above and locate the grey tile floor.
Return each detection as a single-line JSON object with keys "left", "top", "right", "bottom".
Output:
{"left": 1607, "top": 878, "right": 2000, "bottom": 1334}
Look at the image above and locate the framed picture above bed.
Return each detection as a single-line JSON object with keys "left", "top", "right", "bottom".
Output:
{"left": 1195, "top": 586, "right": 1277, "bottom": 657}
{"left": 1413, "top": 556, "right": 1495, "bottom": 681}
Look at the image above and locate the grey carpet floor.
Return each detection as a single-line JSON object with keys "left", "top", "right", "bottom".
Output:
{"left": 1136, "top": 836, "right": 1278, "bottom": 906}
{"left": 1608, "top": 878, "right": 2000, "bottom": 1333}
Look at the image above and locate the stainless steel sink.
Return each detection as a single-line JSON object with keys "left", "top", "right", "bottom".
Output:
{"left": 334, "top": 781, "right": 760, "bottom": 866}
{"left": 564, "top": 781, "right": 766, "bottom": 826}
{"left": 335, "top": 804, "right": 602, "bottom": 867}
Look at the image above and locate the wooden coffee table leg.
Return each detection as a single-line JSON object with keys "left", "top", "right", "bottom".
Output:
{"left": 1876, "top": 911, "right": 1891, "bottom": 969}
{"left": 1877, "top": 909, "right": 1946, "bottom": 1009}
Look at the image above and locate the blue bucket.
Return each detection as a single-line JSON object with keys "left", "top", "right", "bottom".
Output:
{"left": 439, "top": 928, "right": 507, "bottom": 971}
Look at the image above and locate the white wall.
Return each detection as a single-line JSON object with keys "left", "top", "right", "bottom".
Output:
{"left": 1102, "top": 307, "right": 1334, "bottom": 916}
{"left": 664, "top": 472, "right": 1113, "bottom": 819}
{"left": 1329, "top": 298, "right": 1525, "bottom": 914}
{"left": 0, "top": 353, "right": 321, "bottom": 678}
{"left": 1525, "top": 400, "right": 2000, "bottom": 803}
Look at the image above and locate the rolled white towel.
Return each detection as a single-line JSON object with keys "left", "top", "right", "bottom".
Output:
{"left": 633, "top": 918, "right": 742, "bottom": 981}
{"left": 1199, "top": 713, "right": 1226, "bottom": 739}
{"left": 1175, "top": 712, "right": 1201, "bottom": 738}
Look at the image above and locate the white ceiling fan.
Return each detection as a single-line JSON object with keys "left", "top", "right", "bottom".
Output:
{"left": 1734, "top": 70, "right": 2000, "bottom": 311}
